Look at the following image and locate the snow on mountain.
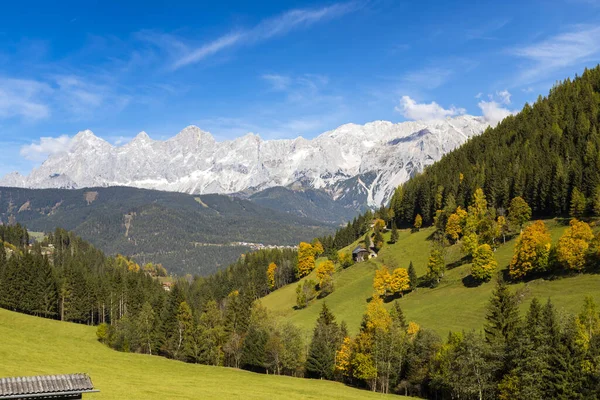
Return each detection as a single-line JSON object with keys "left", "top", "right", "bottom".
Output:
{"left": 0, "top": 116, "right": 488, "bottom": 207}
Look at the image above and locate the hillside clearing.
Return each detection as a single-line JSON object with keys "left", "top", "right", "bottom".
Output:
{"left": 262, "top": 219, "right": 600, "bottom": 336}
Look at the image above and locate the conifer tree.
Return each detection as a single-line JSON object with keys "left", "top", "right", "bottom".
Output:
{"left": 484, "top": 280, "right": 520, "bottom": 345}
{"left": 570, "top": 188, "right": 587, "bottom": 218}
{"left": 408, "top": 261, "right": 418, "bottom": 290}
{"left": 306, "top": 303, "right": 341, "bottom": 379}
{"left": 390, "top": 221, "right": 399, "bottom": 244}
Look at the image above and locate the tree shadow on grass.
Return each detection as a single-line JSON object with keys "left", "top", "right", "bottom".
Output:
{"left": 447, "top": 255, "right": 471, "bottom": 270}
{"left": 462, "top": 274, "right": 484, "bottom": 288}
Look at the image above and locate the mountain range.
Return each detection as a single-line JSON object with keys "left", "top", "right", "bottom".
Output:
{"left": 1, "top": 116, "right": 488, "bottom": 211}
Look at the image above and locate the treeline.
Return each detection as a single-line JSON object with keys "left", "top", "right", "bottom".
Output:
{"left": 327, "top": 283, "right": 600, "bottom": 398}
{"left": 0, "top": 226, "right": 164, "bottom": 323}
{"left": 97, "top": 247, "right": 303, "bottom": 365}
{"left": 316, "top": 210, "right": 374, "bottom": 256}
{"left": 390, "top": 65, "right": 600, "bottom": 227}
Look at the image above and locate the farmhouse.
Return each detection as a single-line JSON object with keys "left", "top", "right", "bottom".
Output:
{"left": 0, "top": 374, "right": 98, "bottom": 400}
{"left": 352, "top": 246, "right": 370, "bottom": 262}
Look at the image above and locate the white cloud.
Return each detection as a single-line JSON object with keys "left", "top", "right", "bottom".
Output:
{"left": 20, "top": 135, "right": 74, "bottom": 162}
{"left": 510, "top": 25, "right": 600, "bottom": 84}
{"left": 0, "top": 78, "right": 51, "bottom": 120}
{"left": 395, "top": 96, "right": 465, "bottom": 121}
{"left": 475, "top": 92, "right": 483, "bottom": 99}
{"left": 156, "top": 2, "right": 360, "bottom": 70}
{"left": 478, "top": 100, "right": 515, "bottom": 126}
{"left": 496, "top": 90, "right": 511, "bottom": 105}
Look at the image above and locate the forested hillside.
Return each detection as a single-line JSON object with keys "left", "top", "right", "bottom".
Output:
{"left": 390, "top": 66, "right": 600, "bottom": 226}
{"left": 0, "top": 186, "right": 334, "bottom": 275}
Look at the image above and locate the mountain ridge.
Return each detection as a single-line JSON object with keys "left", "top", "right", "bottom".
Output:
{"left": 1, "top": 116, "right": 488, "bottom": 208}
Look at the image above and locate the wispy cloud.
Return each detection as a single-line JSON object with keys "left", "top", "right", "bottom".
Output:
{"left": 262, "top": 74, "right": 292, "bottom": 91}
{"left": 509, "top": 25, "right": 600, "bottom": 84}
{"left": 0, "top": 78, "right": 51, "bottom": 120}
{"left": 395, "top": 95, "right": 465, "bottom": 120}
{"left": 143, "top": 2, "right": 362, "bottom": 70}
{"left": 465, "top": 19, "right": 510, "bottom": 40}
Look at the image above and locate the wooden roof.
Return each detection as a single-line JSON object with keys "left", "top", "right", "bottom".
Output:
{"left": 0, "top": 374, "right": 97, "bottom": 399}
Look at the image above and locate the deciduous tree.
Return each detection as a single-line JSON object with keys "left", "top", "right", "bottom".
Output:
{"left": 471, "top": 244, "right": 497, "bottom": 282}
{"left": 556, "top": 219, "right": 594, "bottom": 272}
{"left": 413, "top": 214, "right": 423, "bottom": 232}
{"left": 509, "top": 220, "right": 551, "bottom": 279}
{"left": 297, "top": 242, "right": 315, "bottom": 278}
{"left": 508, "top": 196, "right": 532, "bottom": 232}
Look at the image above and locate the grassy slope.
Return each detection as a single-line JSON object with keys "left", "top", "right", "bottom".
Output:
{"left": 0, "top": 308, "right": 411, "bottom": 399}
{"left": 262, "top": 219, "right": 600, "bottom": 336}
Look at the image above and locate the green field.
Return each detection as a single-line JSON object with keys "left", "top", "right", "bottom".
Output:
{"left": 262, "top": 219, "right": 600, "bottom": 336}
{"left": 0, "top": 308, "right": 411, "bottom": 399}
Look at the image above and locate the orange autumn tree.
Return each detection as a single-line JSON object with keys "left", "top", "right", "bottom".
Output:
{"left": 556, "top": 219, "right": 594, "bottom": 272}
{"left": 509, "top": 220, "right": 552, "bottom": 279}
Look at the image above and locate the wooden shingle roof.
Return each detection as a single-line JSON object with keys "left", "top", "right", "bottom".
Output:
{"left": 0, "top": 374, "right": 97, "bottom": 399}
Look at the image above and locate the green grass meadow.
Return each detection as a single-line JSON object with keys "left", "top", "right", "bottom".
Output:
{"left": 0, "top": 308, "right": 409, "bottom": 399}
{"left": 262, "top": 219, "right": 600, "bottom": 336}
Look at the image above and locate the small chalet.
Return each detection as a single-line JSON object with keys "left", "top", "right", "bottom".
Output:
{"left": 0, "top": 374, "right": 98, "bottom": 400}
{"left": 352, "top": 246, "right": 370, "bottom": 262}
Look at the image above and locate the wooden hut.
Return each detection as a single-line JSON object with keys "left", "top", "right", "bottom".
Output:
{"left": 0, "top": 374, "right": 98, "bottom": 399}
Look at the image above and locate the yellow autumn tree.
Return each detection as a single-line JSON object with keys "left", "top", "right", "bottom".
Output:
{"left": 335, "top": 336, "right": 353, "bottom": 375}
{"left": 312, "top": 239, "right": 324, "bottom": 257}
{"left": 297, "top": 242, "right": 315, "bottom": 278}
{"left": 365, "top": 295, "right": 392, "bottom": 333}
{"left": 267, "top": 262, "right": 277, "bottom": 289}
{"left": 445, "top": 212, "right": 462, "bottom": 242}
{"left": 373, "top": 218, "right": 386, "bottom": 231}
{"left": 407, "top": 321, "right": 420, "bottom": 337}
{"left": 509, "top": 220, "right": 552, "bottom": 279}
{"left": 389, "top": 268, "right": 410, "bottom": 296}
{"left": 556, "top": 219, "right": 594, "bottom": 272}
{"left": 414, "top": 214, "right": 423, "bottom": 231}
{"left": 373, "top": 266, "right": 392, "bottom": 297}
{"left": 497, "top": 215, "right": 509, "bottom": 244}
{"left": 471, "top": 244, "right": 497, "bottom": 282}
{"left": 315, "top": 260, "right": 335, "bottom": 286}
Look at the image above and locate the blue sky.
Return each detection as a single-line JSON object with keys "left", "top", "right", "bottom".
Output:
{"left": 1, "top": 0, "right": 600, "bottom": 176}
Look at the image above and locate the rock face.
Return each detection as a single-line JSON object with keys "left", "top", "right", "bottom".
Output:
{"left": 1, "top": 116, "right": 488, "bottom": 207}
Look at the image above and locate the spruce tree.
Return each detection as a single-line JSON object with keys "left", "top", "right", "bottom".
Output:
{"left": 390, "top": 221, "right": 399, "bottom": 244}
{"left": 408, "top": 261, "right": 418, "bottom": 290}
{"left": 306, "top": 303, "right": 340, "bottom": 379}
{"left": 484, "top": 279, "right": 520, "bottom": 345}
